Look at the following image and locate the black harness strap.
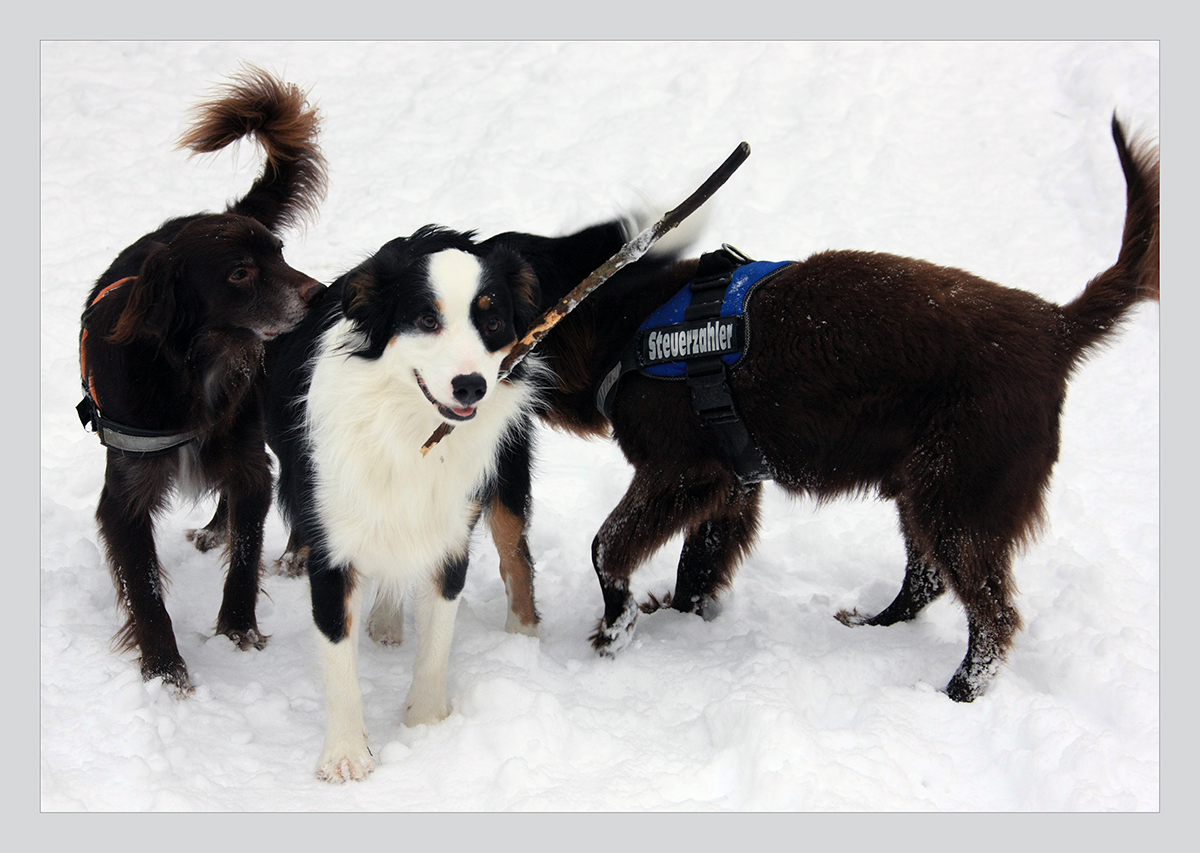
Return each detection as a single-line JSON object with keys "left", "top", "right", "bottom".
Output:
{"left": 681, "top": 250, "right": 771, "bottom": 484}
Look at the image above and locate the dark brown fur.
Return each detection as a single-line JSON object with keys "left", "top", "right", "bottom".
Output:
{"left": 81, "top": 67, "right": 328, "bottom": 694}
{"left": 533, "top": 117, "right": 1159, "bottom": 702}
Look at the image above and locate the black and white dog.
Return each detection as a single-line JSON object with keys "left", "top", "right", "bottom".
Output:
{"left": 264, "top": 221, "right": 637, "bottom": 782}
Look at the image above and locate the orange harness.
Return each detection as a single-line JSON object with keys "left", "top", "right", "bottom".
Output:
{"left": 79, "top": 276, "right": 134, "bottom": 417}
{"left": 77, "top": 277, "right": 201, "bottom": 457}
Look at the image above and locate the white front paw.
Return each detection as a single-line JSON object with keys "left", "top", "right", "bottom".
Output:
{"left": 315, "top": 738, "right": 374, "bottom": 783}
{"left": 404, "top": 693, "right": 449, "bottom": 727}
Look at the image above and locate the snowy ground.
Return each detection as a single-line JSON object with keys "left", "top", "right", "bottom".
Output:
{"left": 39, "top": 41, "right": 1163, "bottom": 814}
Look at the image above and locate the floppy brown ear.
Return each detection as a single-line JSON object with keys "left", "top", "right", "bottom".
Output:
{"left": 339, "top": 265, "right": 398, "bottom": 359}
{"left": 340, "top": 267, "right": 377, "bottom": 324}
{"left": 107, "top": 243, "right": 179, "bottom": 344}
{"left": 511, "top": 261, "right": 542, "bottom": 336}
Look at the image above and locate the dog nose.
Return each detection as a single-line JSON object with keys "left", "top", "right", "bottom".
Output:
{"left": 451, "top": 373, "right": 487, "bottom": 406}
{"left": 299, "top": 277, "right": 326, "bottom": 304}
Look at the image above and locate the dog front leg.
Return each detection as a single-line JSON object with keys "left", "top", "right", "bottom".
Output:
{"left": 96, "top": 466, "right": 192, "bottom": 695}
{"left": 404, "top": 551, "right": 467, "bottom": 726}
{"left": 672, "top": 482, "right": 762, "bottom": 620}
{"left": 311, "top": 563, "right": 373, "bottom": 782}
{"left": 589, "top": 468, "right": 720, "bottom": 655}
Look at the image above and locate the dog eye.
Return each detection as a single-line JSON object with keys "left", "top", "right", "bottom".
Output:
{"left": 417, "top": 313, "right": 441, "bottom": 332}
{"left": 228, "top": 267, "right": 252, "bottom": 284}
{"left": 486, "top": 317, "right": 504, "bottom": 334}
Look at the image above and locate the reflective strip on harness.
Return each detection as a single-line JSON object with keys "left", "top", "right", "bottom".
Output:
{"left": 636, "top": 259, "right": 790, "bottom": 377}
{"left": 643, "top": 316, "right": 741, "bottom": 369}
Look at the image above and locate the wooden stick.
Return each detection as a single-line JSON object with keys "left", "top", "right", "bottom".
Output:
{"left": 420, "top": 141, "right": 751, "bottom": 456}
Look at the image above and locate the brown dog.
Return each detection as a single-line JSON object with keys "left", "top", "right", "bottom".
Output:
{"left": 529, "top": 116, "right": 1158, "bottom": 702}
{"left": 78, "top": 67, "right": 327, "bottom": 694}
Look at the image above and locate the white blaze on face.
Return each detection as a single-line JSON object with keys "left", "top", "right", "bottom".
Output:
{"left": 408, "top": 249, "right": 503, "bottom": 411}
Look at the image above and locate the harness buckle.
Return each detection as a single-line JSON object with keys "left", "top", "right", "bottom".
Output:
{"left": 686, "top": 358, "right": 735, "bottom": 417}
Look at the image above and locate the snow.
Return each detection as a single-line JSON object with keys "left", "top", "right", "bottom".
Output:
{"left": 39, "top": 40, "right": 1163, "bottom": 814}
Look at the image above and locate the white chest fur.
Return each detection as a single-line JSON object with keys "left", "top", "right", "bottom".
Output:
{"left": 303, "top": 320, "right": 534, "bottom": 582}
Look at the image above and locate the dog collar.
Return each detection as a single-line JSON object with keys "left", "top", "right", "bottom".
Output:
{"left": 77, "top": 277, "right": 201, "bottom": 457}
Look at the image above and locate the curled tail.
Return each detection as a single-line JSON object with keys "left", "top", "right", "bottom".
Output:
{"left": 1061, "top": 114, "right": 1159, "bottom": 360}
{"left": 175, "top": 64, "right": 328, "bottom": 233}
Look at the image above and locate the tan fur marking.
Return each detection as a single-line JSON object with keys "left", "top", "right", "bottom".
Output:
{"left": 345, "top": 271, "right": 374, "bottom": 315}
{"left": 488, "top": 497, "right": 538, "bottom": 628}
{"left": 477, "top": 294, "right": 492, "bottom": 310}
{"left": 343, "top": 567, "right": 359, "bottom": 636}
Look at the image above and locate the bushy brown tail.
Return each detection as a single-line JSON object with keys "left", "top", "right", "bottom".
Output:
{"left": 1061, "top": 115, "right": 1159, "bottom": 360}
{"left": 175, "top": 64, "right": 328, "bottom": 233}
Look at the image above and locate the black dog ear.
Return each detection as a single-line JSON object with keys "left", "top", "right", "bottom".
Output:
{"left": 108, "top": 243, "right": 179, "bottom": 344}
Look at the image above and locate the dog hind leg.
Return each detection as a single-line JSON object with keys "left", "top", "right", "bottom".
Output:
{"left": 366, "top": 582, "right": 405, "bottom": 646}
{"left": 214, "top": 454, "right": 272, "bottom": 650}
{"left": 185, "top": 493, "right": 228, "bottom": 553}
{"left": 488, "top": 499, "right": 539, "bottom": 636}
{"left": 486, "top": 447, "right": 540, "bottom": 635}
{"left": 836, "top": 502, "right": 947, "bottom": 627}
{"left": 273, "top": 526, "right": 310, "bottom": 578}
{"left": 938, "top": 537, "right": 1021, "bottom": 702}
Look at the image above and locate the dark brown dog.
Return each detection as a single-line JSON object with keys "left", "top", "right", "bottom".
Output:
{"left": 78, "top": 67, "right": 328, "bottom": 694}
{"left": 530, "top": 116, "right": 1158, "bottom": 702}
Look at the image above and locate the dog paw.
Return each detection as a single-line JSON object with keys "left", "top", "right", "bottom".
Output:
{"left": 404, "top": 694, "right": 450, "bottom": 727}
{"left": 222, "top": 627, "right": 269, "bottom": 651}
{"left": 315, "top": 747, "right": 375, "bottom": 783}
{"left": 185, "top": 527, "right": 227, "bottom": 553}
{"left": 141, "top": 656, "right": 194, "bottom": 697}
{"left": 589, "top": 601, "right": 639, "bottom": 657}
{"left": 272, "top": 545, "right": 310, "bottom": 578}
{"left": 367, "top": 616, "right": 404, "bottom": 646}
{"left": 834, "top": 608, "right": 871, "bottom": 627}
{"left": 945, "top": 656, "right": 1000, "bottom": 703}
{"left": 503, "top": 612, "right": 539, "bottom": 637}
{"left": 638, "top": 590, "right": 673, "bottom": 614}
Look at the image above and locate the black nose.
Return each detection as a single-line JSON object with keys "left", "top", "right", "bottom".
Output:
{"left": 451, "top": 373, "right": 487, "bottom": 406}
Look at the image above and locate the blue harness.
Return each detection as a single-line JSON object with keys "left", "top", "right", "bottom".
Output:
{"left": 636, "top": 258, "right": 790, "bottom": 376}
{"left": 596, "top": 245, "right": 792, "bottom": 484}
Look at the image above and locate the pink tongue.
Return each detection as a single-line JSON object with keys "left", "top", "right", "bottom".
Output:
{"left": 453, "top": 406, "right": 473, "bottom": 416}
